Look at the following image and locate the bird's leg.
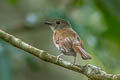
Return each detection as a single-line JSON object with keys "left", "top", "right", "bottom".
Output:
{"left": 56, "top": 53, "right": 64, "bottom": 62}
{"left": 73, "top": 56, "right": 77, "bottom": 65}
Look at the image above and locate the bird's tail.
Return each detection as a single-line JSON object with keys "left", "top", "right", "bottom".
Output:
{"left": 73, "top": 45, "right": 91, "bottom": 60}
{"left": 78, "top": 46, "right": 91, "bottom": 60}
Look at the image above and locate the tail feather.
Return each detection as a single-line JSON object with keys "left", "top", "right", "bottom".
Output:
{"left": 78, "top": 46, "right": 91, "bottom": 60}
{"left": 72, "top": 45, "right": 91, "bottom": 60}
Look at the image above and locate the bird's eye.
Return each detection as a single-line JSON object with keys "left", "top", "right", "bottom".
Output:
{"left": 56, "top": 21, "right": 60, "bottom": 24}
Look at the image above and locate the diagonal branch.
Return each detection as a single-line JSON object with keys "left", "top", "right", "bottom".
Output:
{"left": 0, "top": 29, "right": 119, "bottom": 80}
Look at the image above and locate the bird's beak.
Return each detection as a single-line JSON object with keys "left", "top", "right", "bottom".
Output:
{"left": 44, "top": 21, "right": 52, "bottom": 25}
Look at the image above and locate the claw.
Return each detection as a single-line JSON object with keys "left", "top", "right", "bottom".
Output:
{"left": 56, "top": 53, "right": 64, "bottom": 62}
{"left": 56, "top": 56, "right": 60, "bottom": 62}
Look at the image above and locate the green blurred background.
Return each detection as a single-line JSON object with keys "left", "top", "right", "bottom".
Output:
{"left": 0, "top": 0, "right": 120, "bottom": 80}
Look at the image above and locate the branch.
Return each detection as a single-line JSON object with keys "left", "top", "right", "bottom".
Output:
{"left": 0, "top": 29, "right": 119, "bottom": 80}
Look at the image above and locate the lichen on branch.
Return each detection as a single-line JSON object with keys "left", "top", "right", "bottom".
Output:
{"left": 0, "top": 29, "right": 119, "bottom": 80}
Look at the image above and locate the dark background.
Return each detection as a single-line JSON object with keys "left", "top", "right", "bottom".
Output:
{"left": 0, "top": 0, "right": 120, "bottom": 80}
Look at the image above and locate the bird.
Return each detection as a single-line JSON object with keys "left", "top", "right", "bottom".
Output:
{"left": 44, "top": 19, "right": 91, "bottom": 64}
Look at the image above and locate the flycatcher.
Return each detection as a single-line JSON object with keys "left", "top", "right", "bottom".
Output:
{"left": 45, "top": 19, "right": 91, "bottom": 64}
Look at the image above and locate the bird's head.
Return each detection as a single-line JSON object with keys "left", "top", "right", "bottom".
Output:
{"left": 44, "top": 19, "right": 70, "bottom": 32}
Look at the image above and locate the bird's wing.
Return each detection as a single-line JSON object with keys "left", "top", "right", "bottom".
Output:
{"left": 53, "top": 28, "right": 76, "bottom": 55}
{"left": 72, "top": 34, "right": 91, "bottom": 60}
{"left": 53, "top": 28, "right": 91, "bottom": 59}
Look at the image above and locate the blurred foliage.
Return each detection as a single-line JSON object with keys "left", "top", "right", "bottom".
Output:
{"left": 0, "top": 0, "right": 120, "bottom": 80}
{"left": 6, "top": 0, "right": 19, "bottom": 5}
{"left": 94, "top": 0, "right": 120, "bottom": 41}
{"left": 71, "top": 0, "right": 84, "bottom": 6}
{"left": 0, "top": 40, "right": 12, "bottom": 80}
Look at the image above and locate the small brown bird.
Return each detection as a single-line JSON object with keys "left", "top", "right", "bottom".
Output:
{"left": 45, "top": 19, "right": 91, "bottom": 64}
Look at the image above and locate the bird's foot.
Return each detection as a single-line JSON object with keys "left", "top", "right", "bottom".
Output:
{"left": 73, "top": 56, "right": 77, "bottom": 65}
{"left": 56, "top": 55, "right": 60, "bottom": 62}
{"left": 56, "top": 53, "right": 64, "bottom": 62}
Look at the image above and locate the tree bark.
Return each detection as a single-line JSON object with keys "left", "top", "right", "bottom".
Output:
{"left": 0, "top": 29, "right": 119, "bottom": 80}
